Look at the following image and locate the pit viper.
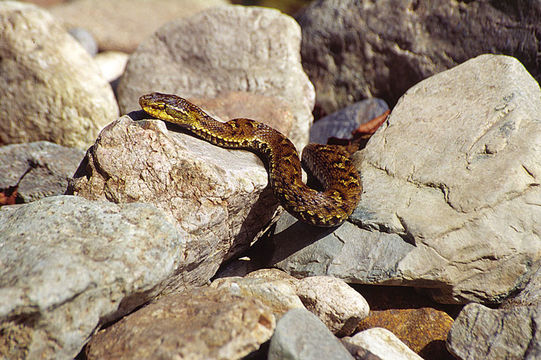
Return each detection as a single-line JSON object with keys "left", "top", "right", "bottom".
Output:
{"left": 139, "top": 92, "right": 362, "bottom": 227}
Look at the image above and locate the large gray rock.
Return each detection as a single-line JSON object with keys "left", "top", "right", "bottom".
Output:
{"left": 117, "top": 5, "right": 315, "bottom": 150}
{"left": 271, "top": 55, "right": 541, "bottom": 304}
{"left": 85, "top": 287, "right": 275, "bottom": 360}
{"left": 447, "top": 303, "right": 541, "bottom": 360}
{"left": 69, "top": 116, "right": 277, "bottom": 289}
{"left": 49, "top": 0, "right": 230, "bottom": 52}
{"left": 0, "top": 142, "right": 84, "bottom": 204}
{"left": 0, "top": 196, "right": 183, "bottom": 360}
{"left": 268, "top": 308, "right": 354, "bottom": 360}
{"left": 0, "top": 2, "right": 119, "bottom": 149}
{"left": 298, "top": 0, "right": 541, "bottom": 115}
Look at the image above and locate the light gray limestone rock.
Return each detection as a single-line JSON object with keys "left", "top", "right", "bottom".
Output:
{"left": 0, "top": 195, "right": 183, "bottom": 360}
{"left": 117, "top": 5, "right": 315, "bottom": 150}
{"left": 343, "top": 328, "right": 423, "bottom": 360}
{"left": 69, "top": 116, "right": 278, "bottom": 290}
{"left": 447, "top": 303, "right": 541, "bottom": 360}
{"left": 0, "top": 2, "right": 118, "bottom": 149}
{"left": 268, "top": 308, "right": 354, "bottom": 360}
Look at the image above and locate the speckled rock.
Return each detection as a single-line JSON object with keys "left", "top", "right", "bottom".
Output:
{"left": 0, "top": 141, "right": 84, "bottom": 204}
{"left": 447, "top": 303, "right": 541, "bottom": 360}
{"left": 117, "top": 5, "right": 315, "bottom": 150}
{"left": 69, "top": 116, "right": 278, "bottom": 290}
{"left": 0, "top": 2, "right": 118, "bottom": 149}
{"left": 49, "top": 0, "right": 230, "bottom": 52}
{"left": 298, "top": 0, "right": 541, "bottom": 115}
{"left": 85, "top": 287, "right": 274, "bottom": 360}
{"left": 0, "top": 196, "right": 183, "bottom": 360}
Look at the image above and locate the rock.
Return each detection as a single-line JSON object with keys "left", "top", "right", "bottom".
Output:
{"left": 68, "top": 27, "right": 98, "bottom": 56}
{"left": 447, "top": 303, "right": 541, "bottom": 360}
{"left": 0, "top": 195, "right": 183, "bottom": 360}
{"left": 85, "top": 287, "right": 275, "bottom": 360}
{"left": 268, "top": 308, "right": 354, "bottom": 360}
{"left": 69, "top": 116, "right": 277, "bottom": 289}
{"left": 0, "top": 2, "right": 119, "bottom": 149}
{"left": 117, "top": 5, "right": 315, "bottom": 150}
{"left": 343, "top": 328, "right": 423, "bottom": 360}
{"left": 211, "top": 275, "right": 304, "bottom": 318}
{"left": 296, "top": 276, "right": 370, "bottom": 336}
{"left": 298, "top": 0, "right": 541, "bottom": 115}
{"left": 310, "top": 99, "right": 389, "bottom": 144}
{"left": 49, "top": 0, "right": 229, "bottom": 53}
{"left": 0, "top": 141, "right": 84, "bottom": 204}
{"left": 93, "top": 51, "right": 129, "bottom": 84}
{"left": 357, "top": 308, "right": 454, "bottom": 359}
{"left": 501, "top": 261, "right": 541, "bottom": 308}
{"left": 270, "top": 55, "right": 541, "bottom": 304}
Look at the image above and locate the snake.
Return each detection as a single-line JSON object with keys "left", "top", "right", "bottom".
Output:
{"left": 139, "top": 92, "right": 362, "bottom": 227}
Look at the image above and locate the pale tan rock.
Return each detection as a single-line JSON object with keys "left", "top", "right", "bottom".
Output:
{"left": 343, "top": 328, "right": 423, "bottom": 360}
{"left": 117, "top": 5, "right": 315, "bottom": 150}
{"left": 49, "top": 0, "right": 230, "bottom": 52}
{"left": 0, "top": 2, "right": 119, "bottom": 149}
{"left": 69, "top": 116, "right": 278, "bottom": 289}
{"left": 85, "top": 287, "right": 275, "bottom": 360}
{"left": 93, "top": 51, "right": 129, "bottom": 83}
{"left": 296, "top": 276, "right": 369, "bottom": 336}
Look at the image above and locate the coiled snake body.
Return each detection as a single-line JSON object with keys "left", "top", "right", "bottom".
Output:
{"left": 139, "top": 93, "right": 362, "bottom": 227}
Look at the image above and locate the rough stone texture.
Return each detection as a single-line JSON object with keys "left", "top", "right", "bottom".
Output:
{"left": 310, "top": 99, "right": 389, "bottom": 144}
{"left": 211, "top": 275, "right": 304, "bottom": 318}
{"left": 117, "top": 5, "right": 315, "bottom": 150}
{"left": 447, "top": 303, "right": 541, "bottom": 360}
{"left": 85, "top": 287, "right": 274, "bottom": 360}
{"left": 343, "top": 328, "right": 423, "bottom": 360}
{"left": 0, "top": 141, "right": 84, "bottom": 204}
{"left": 357, "top": 308, "right": 454, "bottom": 359}
{"left": 501, "top": 260, "right": 541, "bottom": 309}
{"left": 268, "top": 308, "right": 354, "bottom": 360}
{"left": 69, "top": 116, "right": 277, "bottom": 289}
{"left": 356, "top": 54, "right": 541, "bottom": 303}
{"left": 0, "top": 196, "right": 183, "bottom": 360}
{"left": 0, "top": 2, "right": 119, "bottom": 149}
{"left": 298, "top": 0, "right": 541, "bottom": 116}
{"left": 296, "top": 276, "right": 370, "bottom": 336}
{"left": 49, "top": 0, "right": 230, "bottom": 53}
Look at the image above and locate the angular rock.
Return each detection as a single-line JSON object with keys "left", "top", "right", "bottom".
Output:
{"left": 0, "top": 2, "right": 119, "bottom": 149}
{"left": 447, "top": 303, "right": 541, "bottom": 360}
{"left": 296, "top": 276, "right": 369, "bottom": 336}
{"left": 271, "top": 55, "right": 541, "bottom": 304}
{"left": 343, "top": 328, "right": 423, "bottom": 360}
{"left": 0, "top": 141, "right": 84, "bottom": 204}
{"left": 117, "top": 5, "right": 315, "bottom": 150}
{"left": 0, "top": 196, "right": 183, "bottom": 360}
{"left": 49, "top": 0, "right": 229, "bottom": 53}
{"left": 85, "top": 287, "right": 275, "bottom": 360}
{"left": 268, "top": 308, "right": 354, "bottom": 360}
{"left": 69, "top": 116, "right": 277, "bottom": 289}
{"left": 501, "top": 261, "right": 541, "bottom": 308}
{"left": 298, "top": 0, "right": 541, "bottom": 115}
{"left": 357, "top": 308, "right": 454, "bottom": 359}
{"left": 310, "top": 99, "right": 389, "bottom": 144}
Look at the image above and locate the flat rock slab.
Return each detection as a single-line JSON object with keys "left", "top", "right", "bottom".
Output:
{"left": 69, "top": 116, "right": 276, "bottom": 289}
{"left": 85, "top": 287, "right": 275, "bottom": 360}
{"left": 0, "top": 2, "right": 118, "bottom": 149}
{"left": 271, "top": 55, "right": 541, "bottom": 305}
{"left": 298, "top": 0, "right": 541, "bottom": 114}
{"left": 0, "top": 141, "right": 84, "bottom": 203}
{"left": 0, "top": 196, "right": 183, "bottom": 360}
{"left": 117, "top": 5, "right": 315, "bottom": 150}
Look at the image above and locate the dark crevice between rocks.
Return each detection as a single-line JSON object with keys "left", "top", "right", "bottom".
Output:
{"left": 0, "top": 163, "right": 34, "bottom": 205}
